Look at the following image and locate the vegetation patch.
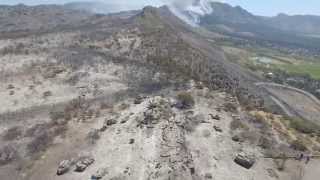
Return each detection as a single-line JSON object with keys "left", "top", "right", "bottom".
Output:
{"left": 176, "top": 92, "right": 195, "bottom": 109}
{"left": 280, "top": 63, "right": 320, "bottom": 80}
{"left": 290, "top": 139, "right": 308, "bottom": 152}
{"left": 230, "top": 119, "right": 249, "bottom": 131}
{"left": 283, "top": 116, "right": 320, "bottom": 135}
{"left": 27, "top": 131, "right": 54, "bottom": 156}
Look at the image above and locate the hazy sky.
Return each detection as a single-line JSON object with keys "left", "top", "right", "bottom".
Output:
{"left": 0, "top": 0, "right": 319, "bottom": 16}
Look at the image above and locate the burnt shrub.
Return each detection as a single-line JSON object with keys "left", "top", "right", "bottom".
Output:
{"left": 290, "top": 139, "right": 308, "bottom": 152}
{"left": 258, "top": 136, "right": 275, "bottom": 149}
{"left": 223, "top": 102, "right": 237, "bottom": 113}
{"left": 0, "top": 145, "right": 17, "bottom": 166}
{"left": 251, "top": 113, "right": 270, "bottom": 132}
{"left": 124, "top": 65, "right": 171, "bottom": 94}
{"left": 238, "top": 131, "right": 260, "bottom": 144}
{"left": 230, "top": 119, "right": 248, "bottom": 131}
{"left": 27, "top": 131, "right": 53, "bottom": 155}
{"left": 87, "top": 129, "right": 100, "bottom": 144}
{"left": 176, "top": 92, "right": 195, "bottom": 109}
{"left": 24, "top": 123, "right": 48, "bottom": 137}
{"left": 49, "top": 111, "right": 65, "bottom": 122}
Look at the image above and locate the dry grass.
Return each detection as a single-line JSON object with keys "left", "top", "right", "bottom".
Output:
{"left": 250, "top": 111, "right": 320, "bottom": 153}
{"left": 27, "top": 131, "right": 53, "bottom": 155}
{"left": 283, "top": 116, "right": 320, "bottom": 135}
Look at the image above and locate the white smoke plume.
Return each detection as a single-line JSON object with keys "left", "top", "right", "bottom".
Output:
{"left": 66, "top": 0, "right": 219, "bottom": 25}
{"left": 162, "top": 0, "right": 217, "bottom": 25}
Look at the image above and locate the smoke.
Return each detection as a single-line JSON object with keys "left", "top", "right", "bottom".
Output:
{"left": 161, "top": 0, "right": 217, "bottom": 26}
{"left": 163, "top": 0, "right": 218, "bottom": 11}
{"left": 163, "top": 0, "right": 196, "bottom": 10}
{"left": 66, "top": 0, "right": 218, "bottom": 25}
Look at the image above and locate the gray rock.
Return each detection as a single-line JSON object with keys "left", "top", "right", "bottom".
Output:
{"left": 129, "top": 138, "right": 135, "bottom": 144}
{"left": 204, "top": 173, "right": 213, "bottom": 179}
{"left": 209, "top": 114, "right": 220, "bottom": 120}
{"left": 99, "top": 125, "right": 107, "bottom": 132}
{"left": 231, "top": 135, "right": 244, "bottom": 142}
{"left": 234, "top": 152, "right": 256, "bottom": 169}
{"left": 134, "top": 95, "right": 144, "bottom": 104}
{"left": 214, "top": 126, "right": 223, "bottom": 132}
{"left": 7, "top": 84, "right": 15, "bottom": 89}
{"left": 105, "top": 119, "right": 117, "bottom": 126}
{"left": 57, "top": 160, "right": 71, "bottom": 175}
{"left": 75, "top": 157, "right": 94, "bottom": 172}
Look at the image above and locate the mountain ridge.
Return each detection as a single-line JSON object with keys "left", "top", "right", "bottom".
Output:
{"left": 199, "top": 1, "right": 320, "bottom": 36}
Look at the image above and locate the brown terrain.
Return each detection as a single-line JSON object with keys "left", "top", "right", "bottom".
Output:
{"left": 0, "top": 4, "right": 320, "bottom": 180}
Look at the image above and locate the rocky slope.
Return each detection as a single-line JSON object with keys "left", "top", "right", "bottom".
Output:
{"left": 0, "top": 4, "right": 320, "bottom": 180}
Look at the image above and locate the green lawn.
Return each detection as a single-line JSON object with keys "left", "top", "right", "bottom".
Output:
{"left": 280, "top": 63, "right": 320, "bottom": 79}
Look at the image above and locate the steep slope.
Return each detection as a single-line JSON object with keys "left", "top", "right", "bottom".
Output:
{"left": 1, "top": 4, "right": 319, "bottom": 180}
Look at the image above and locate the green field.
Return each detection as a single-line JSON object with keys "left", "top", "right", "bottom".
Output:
{"left": 280, "top": 63, "right": 320, "bottom": 79}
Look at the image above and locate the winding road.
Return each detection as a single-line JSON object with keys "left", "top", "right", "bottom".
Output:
{"left": 256, "top": 82, "right": 320, "bottom": 125}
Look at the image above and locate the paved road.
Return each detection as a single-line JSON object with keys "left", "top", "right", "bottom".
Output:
{"left": 256, "top": 82, "right": 320, "bottom": 125}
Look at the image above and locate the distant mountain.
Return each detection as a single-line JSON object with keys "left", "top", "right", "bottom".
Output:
{"left": 201, "top": 2, "right": 258, "bottom": 24}
{"left": 64, "top": 1, "right": 140, "bottom": 14}
{"left": 266, "top": 13, "right": 320, "bottom": 35}
{"left": 0, "top": 4, "right": 90, "bottom": 33}
{"left": 193, "top": 2, "right": 320, "bottom": 50}
{"left": 198, "top": 2, "right": 320, "bottom": 36}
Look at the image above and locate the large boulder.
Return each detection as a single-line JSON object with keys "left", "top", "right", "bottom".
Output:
{"left": 134, "top": 95, "right": 145, "bottom": 104}
{"left": 234, "top": 152, "right": 256, "bottom": 169}
{"left": 105, "top": 119, "right": 117, "bottom": 126}
{"left": 75, "top": 156, "right": 94, "bottom": 172}
{"left": 57, "top": 160, "right": 71, "bottom": 175}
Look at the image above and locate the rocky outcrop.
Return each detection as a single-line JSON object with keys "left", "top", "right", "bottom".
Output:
{"left": 56, "top": 160, "right": 71, "bottom": 175}
{"left": 105, "top": 119, "right": 117, "bottom": 126}
{"left": 213, "top": 126, "right": 223, "bottom": 132}
{"left": 234, "top": 152, "right": 256, "bottom": 169}
{"left": 75, "top": 156, "right": 94, "bottom": 172}
{"left": 134, "top": 95, "right": 145, "bottom": 104}
{"left": 209, "top": 114, "right": 220, "bottom": 120}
